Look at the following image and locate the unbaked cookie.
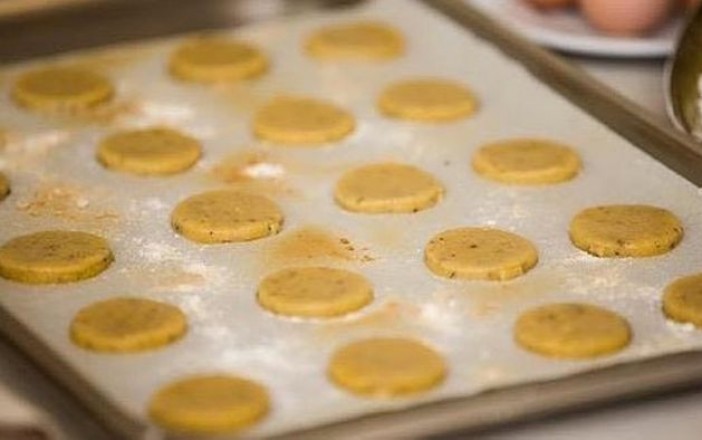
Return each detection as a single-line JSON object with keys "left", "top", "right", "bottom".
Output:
{"left": 662, "top": 273, "right": 702, "bottom": 328}
{"left": 12, "top": 66, "right": 114, "bottom": 112}
{"left": 334, "top": 163, "right": 444, "bottom": 213}
{"left": 257, "top": 267, "right": 373, "bottom": 318}
{"left": 378, "top": 78, "right": 478, "bottom": 122}
{"left": 149, "top": 374, "right": 270, "bottom": 435}
{"left": 171, "top": 190, "right": 283, "bottom": 244}
{"left": 70, "top": 297, "right": 187, "bottom": 352}
{"left": 424, "top": 227, "right": 538, "bottom": 281}
{"left": 472, "top": 138, "right": 581, "bottom": 185}
{"left": 0, "top": 230, "right": 113, "bottom": 284}
{"left": 569, "top": 205, "right": 683, "bottom": 257}
{"left": 305, "top": 21, "right": 405, "bottom": 60}
{"left": 97, "top": 128, "right": 202, "bottom": 176}
{"left": 253, "top": 96, "right": 355, "bottom": 145}
{"left": 328, "top": 337, "right": 446, "bottom": 397}
{"left": 515, "top": 303, "right": 631, "bottom": 359}
{"left": 0, "top": 172, "right": 9, "bottom": 202}
{"left": 169, "top": 38, "right": 268, "bottom": 83}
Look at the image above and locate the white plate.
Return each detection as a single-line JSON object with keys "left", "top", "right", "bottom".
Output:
{"left": 469, "top": 0, "right": 682, "bottom": 58}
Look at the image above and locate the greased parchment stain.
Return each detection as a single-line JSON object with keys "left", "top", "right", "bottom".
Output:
{"left": 265, "top": 226, "right": 374, "bottom": 265}
{"left": 15, "top": 180, "right": 119, "bottom": 228}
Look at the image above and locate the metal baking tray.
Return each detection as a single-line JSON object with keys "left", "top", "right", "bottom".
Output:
{"left": 2, "top": 0, "right": 702, "bottom": 439}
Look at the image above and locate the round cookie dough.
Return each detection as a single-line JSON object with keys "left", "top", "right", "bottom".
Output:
{"left": 253, "top": 96, "right": 355, "bottom": 145}
{"left": 378, "top": 78, "right": 478, "bottom": 122}
{"left": 12, "top": 66, "right": 114, "bottom": 112}
{"left": 515, "top": 303, "right": 631, "bottom": 359}
{"left": 424, "top": 227, "right": 538, "bottom": 281}
{"left": 569, "top": 205, "right": 683, "bottom": 258}
{"left": 149, "top": 374, "right": 270, "bottom": 435}
{"left": 171, "top": 190, "right": 283, "bottom": 244}
{"left": 328, "top": 337, "right": 446, "bottom": 397}
{"left": 334, "top": 163, "right": 444, "bottom": 213}
{"left": 169, "top": 38, "right": 268, "bottom": 83}
{"left": 70, "top": 297, "right": 187, "bottom": 352}
{"left": 662, "top": 273, "right": 702, "bottom": 328}
{"left": 305, "top": 21, "right": 405, "bottom": 60}
{"left": 0, "top": 172, "right": 9, "bottom": 202}
{"left": 257, "top": 267, "right": 373, "bottom": 318}
{"left": 0, "top": 231, "right": 113, "bottom": 284}
{"left": 472, "top": 138, "right": 581, "bottom": 185}
{"left": 97, "top": 128, "right": 202, "bottom": 176}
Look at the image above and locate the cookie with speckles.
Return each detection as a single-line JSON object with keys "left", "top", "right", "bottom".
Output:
{"left": 515, "top": 303, "right": 631, "bottom": 359}
{"left": 569, "top": 204, "right": 683, "bottom": 257}
{"left": 12, "top": 66, "right": 114, "bottom": 112}
{"left": 424, "top": 227, "right": 538, "bottom": 280}
{"left": 662, "top": 273, "right": 702, "bottom": 328}
{"left": 334, "top": 163, "right": 443, "bottom": 213}
{"left": 169, "top": 38, "right": 268, "bottom": 83}
{"left": 257, "top": 266, "right": 373, "bottom": 318}
{"left": 329, "top": 337, "right": 446, "bottom": 397}
{"left": 0, "top": 172, "right": 9, "bottom": 202}
{"left": 472, "top": 138, "right": 581, "bottom": 185}
{"left": 253, "top": 96, "right": 355, "bottom": 145}
{"left": 97, "top": 128, "right": 202, "bottom": 176}
{"left": 0, "top": 230, "right": 113, "bottom": 284}
{"left": 171, "top": 190, "right": 283, "bottom": 244}
{"left": 378, "top": 78, "right": 478, "bottom": 122}
{"left": 71, "top": 297, "right": 187, "bottom": 352}
{"left": 305, "top": 21, "right": 405, "bottom": 60}
{"left": 149, "top": 374, "right": 270, "bottom": 435}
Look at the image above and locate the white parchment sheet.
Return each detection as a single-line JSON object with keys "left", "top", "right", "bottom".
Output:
{"left": 1, "top": 0, "right": 702, "bottom": 437}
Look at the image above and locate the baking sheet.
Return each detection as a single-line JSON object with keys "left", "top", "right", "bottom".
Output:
{"left": 2, "top": 0, "right": 702, "bottom": 437}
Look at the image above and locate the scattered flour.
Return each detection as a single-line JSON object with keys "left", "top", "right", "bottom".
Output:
{"left": 139, "top": 241, "right": 182, "bottom": 262}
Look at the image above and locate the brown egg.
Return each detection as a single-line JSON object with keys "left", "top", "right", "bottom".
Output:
{"left": 580, "top": 0, "right": 674, "bottom": 35}
{"left": 680, "top": 0, "right": 701, "bottom": 11}
{"left": 523, "top": 0, "right": 575, "bottom": 9}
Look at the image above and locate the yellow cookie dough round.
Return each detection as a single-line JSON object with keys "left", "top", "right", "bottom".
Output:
{"left": 662, "top": 273, "right": 702, "bottom": 327}
{"left": 569, "top": 205, "right": 683, "bottom": 258}
{"left": 515, "top": 303, "right": 631, "bottom": 359}
{"left": 0, "top": 230, "right": 113, "bottom": 284}
{"left": 328, "top": 337, "right": 446, "bottom": 397}
{"left": 424, "top": 227, "right": 538, "bottom": 281}
{"left": 253, "top": 96, "right": 355, "bottom": 145}
{"left": 171, "top": 190, "right": 283, "bottom": 244}
{"left": 257, "top": 267, "right": 373, "bottom": 318}
{"left": 97, "top": 128, "right": 202, "bottom": 176}
{"left": 378, "top": 78, "right": 478, "bottom": 122}
{"left": 149, "top": 374, "right": 270, "bottom": 435}
{"left": 70, "top": 297, "right": 187, "bottom": 352}
{"left": 472, "top": 138, "right": 581, "bottom": 185}
{"left": 169, "top": 38, "right": 268, "bottom": 83}
{"left": 334, "top": 163, "right": 444, "bottom": 213}
{"left": 12, "top": 66, "right": 114, "bottom": 112}
{"left": 305, "top": 21, "right": 405, "bottom": 60}
{"left": 0, "top": 172, "right": 9, "bottom": 202}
